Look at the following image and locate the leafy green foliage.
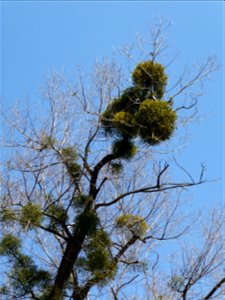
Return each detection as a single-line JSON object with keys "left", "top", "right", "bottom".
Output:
{"left": 112, "top": 138, "right": 137, "bottom": 159}
{"left": 61, "top": 146, "right": 78, "bottom": 161}
{"left": 101, "top": 60, "right": 176, "bottom": 152}
{"left": 116, "top": 214, "right": 148, "bottom": 237}
{"left": 132, "top": 61, "right": 167, "bottom": 99}
{"left": 110, "top": 161, "right": 123, "bottom": 174}
{"left": 112, "top": 111, "right": 137, "bottom": 136}
{"left": 66, "top": 162, "right": 81, "bottom": 180}
{"left": 88, "top": 229, "right": 112, "bottom": 249}
{"left": 135, "top": 99, "right": 176, "bottom": 145}
{"left": 0, "top": 209, "right": 16, "bottom": 223}
{"left": 87, "top": 247, "right": 111, "bottom": 272}
{"left": 19, "top": 202, "right": 43, "bottom": 229}
{"left": 75, "top": 210, "right": 99, "bottom": 236}
{"left": 61, "top": 146, "right": 81, "bottom": 181}
{"left": 75, "top": 229, "right": 116, "bottom": 285}
{"left": 11, "top": 255, "right": 51, "bottom": 291}
{"left": 86, "top": 229, "right": 116, "bottom": 282}
{"left": 40, "top": 134, "right": 56, "bottom": 150}
{"left": 101, "top": 86, "right": 147, "bottom": 137}
{"left": 119, "top": 86, "right": 148, "bottom": 110}
{"left": 47, "top": 204, "right": 68, "bottom": 228}
{"left": 0, "top": 234, "right": 21, "bottom": 256}
{"left": 0, "top": 234, "right": 51, "bottom": 297}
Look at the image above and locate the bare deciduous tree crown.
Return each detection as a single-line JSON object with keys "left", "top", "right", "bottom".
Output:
{"left": 0, "top": 21, "right": 223, "bottom": 300}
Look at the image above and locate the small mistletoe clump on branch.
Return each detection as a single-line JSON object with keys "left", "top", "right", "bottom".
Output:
{"left": 101, "top": 60, "right": 176, "bottom": 155}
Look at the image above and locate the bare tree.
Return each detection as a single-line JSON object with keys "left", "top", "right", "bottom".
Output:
{"left": 0, "top": 20, "right": 222, "bottom": 300}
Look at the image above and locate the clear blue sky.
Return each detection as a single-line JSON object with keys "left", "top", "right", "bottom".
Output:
{"left": 1, "top": 1, "right": 224, "bottom": 208}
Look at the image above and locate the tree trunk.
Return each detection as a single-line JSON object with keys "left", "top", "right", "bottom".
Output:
{"left": 49, "top": 231, "right": 86, "bottom": 300}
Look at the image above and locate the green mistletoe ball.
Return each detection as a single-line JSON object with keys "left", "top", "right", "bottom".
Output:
{"left": 135, "top": 99, "right": 176, "bottom": 145}
{"left": 132, "top": 61, "right": 168, "bottom": 99}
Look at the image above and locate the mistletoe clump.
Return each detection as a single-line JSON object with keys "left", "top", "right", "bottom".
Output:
{"left": 101, "top": 60, "right": 176, "bottom": 157}
{"left": 101, "top": 87, "right": 143, "bottom": 137}
{"left": 86, "top": 229, "right": 116, "bottom": 280}
{"left": 75, "top": 210, "right": 99, "bottom": 236}
{"left": 19, "top": 202, "right": 43, "bottom": 229}
{"left": 61, "top": 146, "right": 81, "bottom": 182}
{"left": 116, "top": 214, "right": 148, "bottom": 238}
{"left": 135, "top": 99, "right": 176, "bottom": 145}
{"left": 75, "top": 229, "right": 116, "bottom": 285}
{"left": 0, "top": 234, "right": 51, "bottom": 297}
{"left": 47, "top": 204, "right": 68, "bottom": 229}
{"left": 112, "top": 137, "right": 137, "bottom": 160}
{"left": 132, "top": 60, "right": 168, "bottom": 99}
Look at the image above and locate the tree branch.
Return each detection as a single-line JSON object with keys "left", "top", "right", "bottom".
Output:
{"left": 203, "top": 277, "right": 225, "bottom": 299}
{"left": 89, "top": 153, "right": 116, "bottom": 199}
{"left": 96, "top": 179, "right": 205, "bottom": 209}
